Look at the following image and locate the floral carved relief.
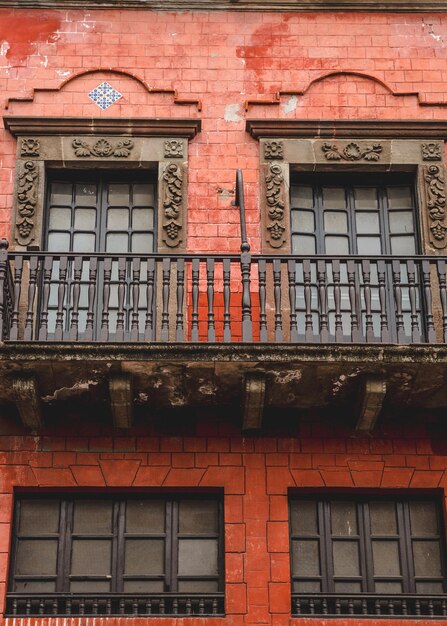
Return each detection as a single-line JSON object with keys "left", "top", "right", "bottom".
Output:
{"left": 20, "top": 138, "right": 40, "bottom": 157}
{"left": 424, "top": 164, "right": 447, "bottom": 249}
{"left": 72, "top": 138, "right": 134, "bottom": 158}
{"left": 164, "top": 139, "right": 183, "bottom": 158}
{"left": 265, "top": 163, "right": 286, "bottom": 248}
{"left": 15, "top": 161, "right": 38, "bottom": 246}
{"left": 162, "top": 163, "right": 183, "bottom": 248}
{"left": 422, "top": 143, "right": 442, "bottom": 161}
{"left": 322, "top": 142, "right": 383, "bottom": 162}
{"left": 264, "top": 141, "right": 284, "bottom": 160}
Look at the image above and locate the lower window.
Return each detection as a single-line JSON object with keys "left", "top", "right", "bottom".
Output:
{"left": 8, "top": 494, "right": 224, "bottom": 616}
{"left": 290, "top": 494, "right": 447, "bottom": 617}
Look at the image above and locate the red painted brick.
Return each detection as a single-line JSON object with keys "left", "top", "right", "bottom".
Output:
{"left": 71, "top": 465, "right": 106, "bottom": 486}
{"left": 133, "top": 466, "right": 170, "bottom": 486}
{"left": 201, "top": 466, "right": 245, "bottom": 493}
{"left": 163, "top": 468, "right": 205, "bottom": 486}
{"left": 268, "top": 582, "right": 291, "bottom": 613}
{"left": 270, "top": 553, "right": 290, "bottom": 583}
{"left": 226, "top": 523, "right": 246, "bottom": 552}
{"left": 381, "top": 467, "right": 414, "bottom": 487}
{"left": 290, "top": 469, "right": 323, "bottom": 487}
{"left": 226, "top": 583, "right": 247, "bottom": 614}
{"left": 33, "top": 468, "right": 77, "bottom": 487}
{"left": 226, "top": 552, "right": 244, "bottom": 583}
{"left": 99, "top": 460, "right": 140, "bottom": 486}
{"left": 267, "top": 521, "right": 289, "bottom": 553}
{"left": 266, "top": 467, "right": 294, "bottom": 494}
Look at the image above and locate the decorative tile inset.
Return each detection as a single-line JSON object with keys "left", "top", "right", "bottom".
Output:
{"left": 88, "top": 82, "right": 122, "bottom": 110}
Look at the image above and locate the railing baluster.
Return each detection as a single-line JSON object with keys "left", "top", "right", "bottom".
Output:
{"left": 347, "top": 259, "right": 361, "bottom": 341}
{"left": 258, "top": 259, "right": 267, "bottom": 342}
{"left": 55, "top": 256, "right": 68, "bottom": 341}
{"left": 38, "top": 255, "right": 53, "bottom": 340}
{"left": 145, "top": 257, "right": 155, "bottom": 342}
{"left": 84, "top": 256, "right": 97, "bottom": 342}
{"left": 392, "top": 259, "right": 405, "bottom": 343}
{"left": 437, "top": 259, "right": 447, "bottom": 342}
{"left": 207, "top": 257, "right": 215, "bottom": 342}
{"left": 362, "top": 259, "right": 374, "bottom": 342}
{"left": 100, "top": 256, "right": 112, "bottom": 342}
{"left": 24, "top": 255, "right": 39, "bottom": 341}
{"left": 273, "top": 258, "right": 282, "bottom": 342}
{"left": 377, "top": 259, "right": 390, "bottom": 342}
{"left": 191, "top": 258, "right": 200, "bottom": 342}
{"left": 69, "top": 256, "right": 82, "bottom": 341}
{"left": 288, "top": 259, "right": 298, "bottom": 342}
{"left": 422, "top": 259, "right": 436, "bottom": 343}
{"left": 303, "top": 259, "right": 313, "bottom": 341}
{"left": 223, "top": 258, "right": 231, "bottom": 342}
{"left": 333, "top": 259, "right": 343, "bottom": 342}
{"left": 241, "top": 250, "right": 252, "bottom": 341}
{"left": 407, "top": 259, "right": 421, "bottom": 343}
{"left": 317, "top": 259, "right": 329, "bottom": 342}
{"left": 116, "top": 256, "right": 126, "bottom": 341}
{"left": 161, "top": 257, "right": 170, "bottom": 341}
{"left": 130, "top": 257, "right": 141, "bottom": 342}
{"left": 176, "top": 258, "right": 185, "bottom": 341}
{"left": 9, "top": 254, "right": 23, "bottom": 341}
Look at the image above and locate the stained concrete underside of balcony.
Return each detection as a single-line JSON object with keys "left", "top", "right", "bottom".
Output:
{"left": 0, "top": 343, "right": 446, "bottom": 433}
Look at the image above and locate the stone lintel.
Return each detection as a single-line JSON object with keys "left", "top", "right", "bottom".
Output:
{"left": 355, "top": 376, "right": 387, "bottom": 432}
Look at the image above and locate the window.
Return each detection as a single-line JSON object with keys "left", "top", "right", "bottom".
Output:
{"left": 8, "top": 494, "right": 224, "bottom": 616}
{"left": 290, "top": 495, "right": 447, "bottom": 617}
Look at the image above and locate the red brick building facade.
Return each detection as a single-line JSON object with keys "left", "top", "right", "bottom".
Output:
{"left": 0, "top": 1, "right": 447, "bottom": 625}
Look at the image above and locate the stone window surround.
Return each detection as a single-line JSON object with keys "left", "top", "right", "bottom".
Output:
{"left": 4, "top": 117, "right": 201, "bottom": 254}
{"left": 246, "top": 120, "right": 447, "bottom": 255}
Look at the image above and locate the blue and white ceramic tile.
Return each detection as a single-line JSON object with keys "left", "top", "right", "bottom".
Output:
{"left": 88, "top": 82, "right": 122, "bottom": 110}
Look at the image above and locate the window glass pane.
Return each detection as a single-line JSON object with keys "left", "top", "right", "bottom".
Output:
{"left": 292, "top": 210, "right": 314, "bottom": 233}
{"left": 413, "top": 541, "right": 442, "bottom": 576}
{"left": 74, "top": 208, "right": 96, "bottom": 230}
{"left": 375, "top": 582, "right": 402, "bottom": 593}
{"left": 106, "top": 233, "right": 129, "bottom": 253}
{"left": 294, "top": 580, "right": 321, "bottom": 593}
{"left": 19, "top": 500, "right": 60, "bottom": 534}
{"left": 47, "top": 232, "right": 70, "bottom": 252}
{"left": 370, "top": 501, "right": 397, "bottom": 535}
{"left": 390, "top": 236, "right": 416, "bottom": 255}
{"left": 291, "top": 186, "right": 313, "bottom": 209}
{"left": 324, "top": 211, "right": 348, "bottom": 234}
{"left": 389, "top": 211, "right": 414, "bottom": 235}
{"left": 50, "top": 183, "right": 72, "bottom": 205}
{"left": 334, "top": 582, "right": 362, "bottom": 593}
{"left": 108, "top": 184, "right": 130, "bottom": 206}
{"left": 124, "top": 539, "right": 164, "bottom": 575}
{"left": 131, "top": 233, "right": 154, "bottom": 253}
{"left": 322, "top": 187, "right": 345, "bottom": 209}
{"left": 292, "top": 234, "right": 316, "bottom": 255}
{"left": 355, "top": 211, "right": 380, "bottom": 234}
{"left": 70, "top": 581, "right": 111, "bottom": 592}
{"left": 372, "top": 540, "right": 401, "bottom": 576}
{"left": 49, "top": 207, "right": 72, "bottom": 230}
{"left": 179, "top": 500, "right": 218, "bottom": 534}
{"left": 178, "top": 539, "right": 218, "bottom": 576}
{"left": 353, "top": 187, "right": 378, "bottom": 210}
{"left": 416, "top": 581, "right": 444, "bottom": 593}
{"left": 410, "top": 501, "right": 438, "bottom": 536}
{"left": 107, "top": 208, "right": 129, "bottom": 230}
{"left": 16, "top": 539, "right": 58, "bottom": 575}
{"left": 290, "top": 501, "right": 318, "bottom": 535}
{"left": 73, "top": 232, "right": 96, "bottom": 253}
{"left": 333, "top": 541, "right": 360, "bottom": 576}
{"left": 292, "top": 540, "right": 320, "bottom": 576}
{"left": 132, "top": 208, "right": 154, "bottom": 230}
{"left": 357, "top": 236, "right": 382, "bottom": 254}
{"left": 387, "top": 186, "right": 412, "bottom": 209}
{"left": 126, "top": 500, "right": 165, "bottom": 533}
{"left": 75, "top": 183, "right": 97, "bottom": 206}
{"left": 178, "top": 581, "right": 219, "bottom": 592}
{"left": 133, "top": 184, "right": 155, "bottom": 206}
{"left": 325, "top": 236, "right": 349, "bottom": 255}
{"left": 71, "top": 540, "right": 112, "bottom": 575}
{"left": 331, "top": 501, "right": 358, "bottom": 536}
{"left": 73, "top": 500, "right": 113, "bottom": 534}
{"left": 124, "top": 580, "right": 164, "bottom": 593}
{"left": 15, "top": 581, "right": 56, "bottom": 592}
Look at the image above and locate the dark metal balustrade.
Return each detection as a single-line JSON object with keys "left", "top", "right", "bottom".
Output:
{"left": 0, "top": 242, "right": 447, "bottom": 344}
{"left": 7, "top": 593, "right": 224, "bottom": 616}
{"left": 292, "top": 593, "right": 447, "bottom": 618}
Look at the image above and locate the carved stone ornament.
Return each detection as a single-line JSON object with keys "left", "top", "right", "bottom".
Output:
{"left": 422, "top": 142, "right": 442, "bottom": 161}
{"left": 162, "top": 162, "right": 183, "bottom": 247}
{"left": 15, "top": 161, "right": 38, "bottom": 246}
{"left": 72, "top": 138, "right": 134, "bottom": 158}
{"left": 20, "top": 138, "right": 40, "bottom": 157}
{"left": 264, "top": 140, "right": 284, "bottom": 160}
{"left": 164, "top": 139, "right": 183, "bottom": 158}
{"left": 321, "top": 141, "right": 383, "bottom": 162}
{"left": 424, "top": 164, "right": 447, "bottom": 249}
{"left": 265, "top": 163, "right": 286, "bottom": 248}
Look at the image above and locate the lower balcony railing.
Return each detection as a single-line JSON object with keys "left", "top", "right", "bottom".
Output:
{"left": 292, "top": 593, "right": 447, "bottom": 618}
{"left": 7, "top": 593, "right": 225, "bottom": 616}
{"left": 1, "top": 245, "right": 447, "bottom": 344}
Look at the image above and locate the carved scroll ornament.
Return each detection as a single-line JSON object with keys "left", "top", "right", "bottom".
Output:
{"left": 15, "top": 161, "right": 38, "bottom": 246}
{"left": 72, "top": 138, "right": 134, "bottom": 158}
{"left": 265, "top": 163, "right": 286, "bottom": 248}
{"left": 424, "top": 164, "right": 447, "bottom": 249}
{"left": 162, "top": 162, "right": 183, "bottom": 247}
{"left": 322, "top": 142, "right": 383, "bottom": 162}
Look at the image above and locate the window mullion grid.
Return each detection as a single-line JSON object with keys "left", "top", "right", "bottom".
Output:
{"left": 59, "top": 500, "right": 73, "bottom": 592}
{"left": 166, "top": 500, "right": 175, "bottom": 592}
{"left": 315, "top": 184, "right": 325, "bottom": 255}
{"left": 322, "top": 500, "right": 334, "bottom": 593}
{"left": 112, "top": 499, "right": 124, "bottom": 593}
{"left": 346, "top": 184, "right": 357, "bottom": 256}
{"left": 358, "top": 501, "right": 372, "bottom": 593}
{"left": 398, "top": 501, "right": 414, "bottom": 593}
